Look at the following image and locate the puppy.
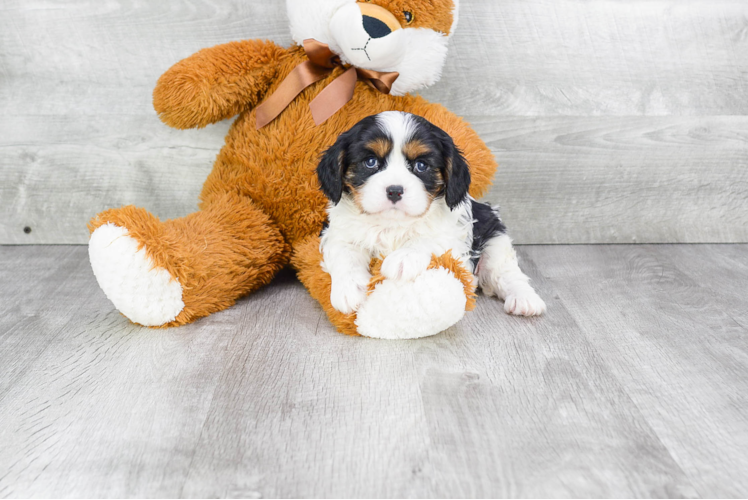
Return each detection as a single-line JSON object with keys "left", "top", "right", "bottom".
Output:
{"left": 317, "top": 111, "right": 546, "bottom": 318}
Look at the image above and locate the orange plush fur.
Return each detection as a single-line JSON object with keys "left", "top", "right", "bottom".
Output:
{"left": 90, "top": 1, "right": 497, "bottom": 333}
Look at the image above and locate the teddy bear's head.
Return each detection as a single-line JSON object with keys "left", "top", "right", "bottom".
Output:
{"left": 286, "top": 0, "right": 459, "bottom": 96}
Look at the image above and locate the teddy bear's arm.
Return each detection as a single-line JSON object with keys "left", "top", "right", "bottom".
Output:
{"left": 413, "top": 103, "right": 498, "bottom": 199}
{"left": 153, "top": 39, "right": 288, "bottom": 129}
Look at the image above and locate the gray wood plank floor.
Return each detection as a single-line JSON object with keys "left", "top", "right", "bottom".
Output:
{"left": 0, "top": 244, "right": 747, "bottom": 498}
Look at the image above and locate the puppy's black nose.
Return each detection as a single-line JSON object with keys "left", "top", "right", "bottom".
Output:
{"left": 386, "top": 185, "right": 404, "bottom": 203}
{"left": 362, "top": 15, "right": 392, "bottom": 39}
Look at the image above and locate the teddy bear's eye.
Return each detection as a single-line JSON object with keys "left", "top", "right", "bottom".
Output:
{"left": 403, "top": 11, "right": 414, "bottom": 24}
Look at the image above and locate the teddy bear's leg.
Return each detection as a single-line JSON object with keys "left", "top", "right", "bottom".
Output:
{"left": 356, "top": 252, "right": 477, "bottom": 340}
{"left": 88, "top": 192, "right": 289, "bottom": 327}
{"left": 292, "top": 236, "right": 475, "bottom": 339}
{"left": 291, "top": 236, "right": 361, "bottom": 336}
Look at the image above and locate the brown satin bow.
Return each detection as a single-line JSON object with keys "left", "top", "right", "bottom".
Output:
{"left": 255, "top": 39, "right": 399, "bottom": 129}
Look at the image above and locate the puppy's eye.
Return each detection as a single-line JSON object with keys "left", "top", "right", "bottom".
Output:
{"left": 364, "top": 157, "right": 379, "bottom": 169}
{"left": 403, "top": 11, "right": 414, "bottom": 24}
{"left": 414, "top": 160, "right": 428, "bottom": 173}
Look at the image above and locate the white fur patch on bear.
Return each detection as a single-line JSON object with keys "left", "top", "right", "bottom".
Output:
{"left": 355, "top": 267, "right": 467, "bottom": 339}
{"left": 89, "top": 223, "right": 184, "bottom": 327}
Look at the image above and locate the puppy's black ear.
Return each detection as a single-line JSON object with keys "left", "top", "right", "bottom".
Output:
{"left": 317, "top": 115, "right": 378, "bottom": 204}
{"left": 317, "top": 137, "right": 348, "bottom": 205}
{"left": 442, "top": 136, "right": 471, "bottom": 210}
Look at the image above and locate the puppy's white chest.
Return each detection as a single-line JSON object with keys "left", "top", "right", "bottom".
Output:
{"left": 365, "top": 224, "right": 418, "bottom": 256}
{"left": 337, "top": 202, "right": 474, "bottom": 263}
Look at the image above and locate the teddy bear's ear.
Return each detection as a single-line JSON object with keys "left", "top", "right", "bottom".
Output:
{"left": 317, "top": 136, "right": 349, "bottom": 205}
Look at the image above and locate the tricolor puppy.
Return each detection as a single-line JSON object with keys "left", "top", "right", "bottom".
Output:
{"left": 317, "top": 111, "right": 546, "bottom": 318}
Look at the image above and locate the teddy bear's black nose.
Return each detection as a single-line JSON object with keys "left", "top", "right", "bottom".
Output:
{"left": 362, "top": 15, "right": 392, "bottom": 39}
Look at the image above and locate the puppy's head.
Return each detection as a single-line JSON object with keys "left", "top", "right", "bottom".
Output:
{"left": 317, "top": 111, "right": 470, "bottom": 217}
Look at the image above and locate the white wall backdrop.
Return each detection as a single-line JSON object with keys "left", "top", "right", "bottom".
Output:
{"left": 1, "top": 0, "right": 747, "bottom": 244}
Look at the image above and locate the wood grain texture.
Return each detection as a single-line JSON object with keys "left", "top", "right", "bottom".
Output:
{"left": 526, "top": 244, "right": 748, "bottom": 497}
{"left": 2, "top": 0, "right": 748, "bottom": 244}
{"left": 481, "top": 116, "right": 748, "bottom": 243}
{"left": 1, "top": 244, "right": 747, "bottom": 497}
{"left": 420, "top": 0, "right": 748, "bottom": 117}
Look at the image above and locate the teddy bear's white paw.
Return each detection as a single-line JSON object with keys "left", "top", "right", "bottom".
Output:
{"left": 504, "top": 289, "right": 546, "bottom": 317}
{"left": 89, "top": 223, "right": 184, "bottom": 326}
{"left": 356, "top": 267, "right": 467, "bottom": 339}
{"left": 330, "top": 271, "right": 371, "bottom": 314}
{"left": 380, "top": 248, "right": 432, "bottom": 281}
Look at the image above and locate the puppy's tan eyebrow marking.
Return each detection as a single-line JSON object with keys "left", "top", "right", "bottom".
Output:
{"left": 403, "top": 139, "right": 431, "bottom": 160}
{"left": 366, "top": 138, "right": 392, "bottom": 158}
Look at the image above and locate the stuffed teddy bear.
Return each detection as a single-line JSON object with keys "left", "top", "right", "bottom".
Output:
{"left": 88, "top": 0, "right": 498, "bottom": 339}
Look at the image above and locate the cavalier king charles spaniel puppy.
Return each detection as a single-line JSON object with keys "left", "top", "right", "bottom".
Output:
{"left": 317, "top": 111, "right": 546, "bottom": 318}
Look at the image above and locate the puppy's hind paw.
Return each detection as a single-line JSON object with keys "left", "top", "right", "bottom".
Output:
{"left": 504, "top": 290, "right": 546, "bottom": 317}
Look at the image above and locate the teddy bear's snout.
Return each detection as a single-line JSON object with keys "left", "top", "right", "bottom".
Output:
{"left": 324, "top": 0, "right": 451, "bottom": 95}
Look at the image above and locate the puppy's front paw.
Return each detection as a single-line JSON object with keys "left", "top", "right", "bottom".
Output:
{"left": 504, "top": 289, "right": 546, "bottom": 316}
{"left": 381, "top": 249, "right": 432, "bottom": 281}
{"left": 330, "top": 273, "right": 371, "bottom": 314}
